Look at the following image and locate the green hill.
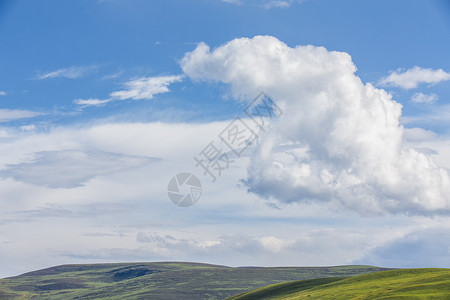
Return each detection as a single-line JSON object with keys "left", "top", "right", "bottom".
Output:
{"left": 0, "top": 262, "right": 389, "bottom": 299}
{"left": 227, "top": 268, "right": 450, "bottom": 299}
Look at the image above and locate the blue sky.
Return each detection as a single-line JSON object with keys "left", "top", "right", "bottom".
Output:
{"left": 2, "top": 0, "right": 450, "bottom": 124}
{"left": 1, "top": 0, "right": 450, "bottom": 277}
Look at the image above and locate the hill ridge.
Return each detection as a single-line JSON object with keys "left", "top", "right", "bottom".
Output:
{"left": 0, "top": 262, "right": 392, "bottom": 299}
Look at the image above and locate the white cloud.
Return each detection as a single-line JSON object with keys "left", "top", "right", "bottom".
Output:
{"left": 378, "top": 66, "right": 450, "bottom": 89}
{"left": 264, "top": 0, "right": 291, "bottom": 8}
{"left": 0, "top": 150, "right": 158, "bottom": 188}
{"left": 181, "top": 36, "right": 450, "bottom": 215}
{"left": 74, "top": 98, "right": 112, "bottom": 107}
{"left": 101, "top": 70, "right": 124, "bottom": 80}
{"left": 410, "top": 92, "right": 438, "bottom": 104}
{"left": 403, "top": 127, "right": 438, "bottom": 143}
{"left": 0, "top": 120, "right": 252, "bottom": 276}
{"left": 221, "top": 0, "right": 303, "bottom": 8}
{"left": 110, "top": 75, "right": 183, "bottom": 100}
{"left": 402, "top": 104, "right": 450, "bottom": 127}
{"left": 58, "top": 223, "right": 422, "bottom": 269}
{"left": 19, "top": 124, "right": 37, "bottom": 131}
{"left": 0, "top": 120, "right": 450, "bottom": 277}
{"left": 73, "top": 75, "right": 182, "bottom": 107}
{"left": 130, "top": 230, "right": 380, "bottom": 265}
{"left": 0, "top": 91, "right": 6, "bottom": 96}
{"left": 37, "top": 65, "right": 98, "bottom": 80}
{"left": 222, "top": 0, "right": 242, "bottom": 4}
{"left": 0, "top": 109, "right": 44, "bottom": 123}
{"left": 356, "top": 227, "right": 450, "bottom": 268}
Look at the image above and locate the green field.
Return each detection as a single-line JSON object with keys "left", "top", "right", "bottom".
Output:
{"left": 0, "top": 262, "right": 389, "bottom": 299}
{"left": 227, "top": 268, "right": 450, "bottom": 299}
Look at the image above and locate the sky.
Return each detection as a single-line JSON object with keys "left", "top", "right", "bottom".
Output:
{"left": 1, "top": 0, "right": 450, "bottom": 277}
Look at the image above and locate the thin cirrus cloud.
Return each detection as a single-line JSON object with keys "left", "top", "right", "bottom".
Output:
{"left": 0, "top": 91, "right": 6, "bottom": 96}
{"left": 74, "top": 75, "right": 183, "bottom": 107}
{"left": 222, "top": 0, "right": 243, "bottom": 4}
{"left": 110, "top": 75, "right": 183, "bottom": 100}
{"left": 222, "top": 0, "right": 302, "bottom": 8}
{"left": 264, "top": 0, "right": 292, "bottom": 8}
{"left": 181, "top": 35, "right": 450, "bottom": 215}
{"left": 37, "top": 65, "right": 98, "bottom": 80}
{"left": 0, "top": 109, "right": 44, "bottom": 123}
{"left": 402, "top": 104, "right": 450, "bottom": 126}
{"left": 410, "top": 92, "right": 438, "bottom": 104}
{"left": 0, "top": 150, "right": 159, "bottom": 188}
{"left": 378, "top": 66, "right": 450, "bottom": 89}
{"left": 74, "top": 98, "right": 112, "bottom": 107}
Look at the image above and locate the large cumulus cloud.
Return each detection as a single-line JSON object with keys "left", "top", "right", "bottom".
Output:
{"left": 181, "top": 35, "right": 450, "bottom": 215}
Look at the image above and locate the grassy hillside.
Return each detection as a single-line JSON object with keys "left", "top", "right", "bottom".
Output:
{"left": 226, "top": 277, "right": 346, "bottom": 300}
{"left": 0, "top": 262, "right": 389, "bottom": 299}
{"left": 227, "top": 268, "right": 450, "bottom": 299}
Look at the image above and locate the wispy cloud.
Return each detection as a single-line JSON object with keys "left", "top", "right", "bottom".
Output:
{"left": 411, "top": 92, "right": 438, "bottom": 104}
{"left": 37, "top": 65, "right": 98, "bottom": 80}
{"left": 378, "top": 66, "right": 450, "bottom": 89}
{"left": 222, "top": 0, "right": 304, "bottom": 9}
{"left": 0, "top": 150, "right": 159, "bottom": 188}
{"left": 403, "top": 104, "right": 450, "bottom": 126}
{"left": 222, "top": 0, "right": 242, "bottom": 4}
{"left": 20, "top": 124, "right": 37, "bottom": 131}
{"left": 74, "top": 98, "right": 112, "bottom": 107}
{"left": 101, "top": 70, "right": 124, "bottom": 80}
{"left": 0, "top": 109, "right": 44, "bottom": 123}
{"left": 110, "top": 75, "right": 183, "bottom": 100}
{"left": 0, "top": 91, "right": 6, "bottom": 96}
{"left": 264, "top": 0, "right": 291, "bottom": 8}
{"left": 74, "top": 75, "right": 183, "bottom": 107}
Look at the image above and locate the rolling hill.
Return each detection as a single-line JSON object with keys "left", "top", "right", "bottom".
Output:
{"left": 227, "top": 268, "right": 450, "bottom": 299}
{"left": 0, "top": 262, "right": 390, "bottom": 299}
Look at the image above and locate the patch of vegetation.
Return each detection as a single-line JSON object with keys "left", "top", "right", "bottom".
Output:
{"left": 227, "top": 268, "right": 450, "bottom": 299}
{"left": 108, "top": 266, "right": 159, "bottom": 282}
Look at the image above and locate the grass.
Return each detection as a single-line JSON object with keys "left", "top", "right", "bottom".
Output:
{"left": 227, "top": 268, "right": 450, "bottom": 299}
{"left": 0, "top": 262, "right": 390, "bottom": 299}
{"left": 226, "top": 277, "right": 346, "bottom": 300}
